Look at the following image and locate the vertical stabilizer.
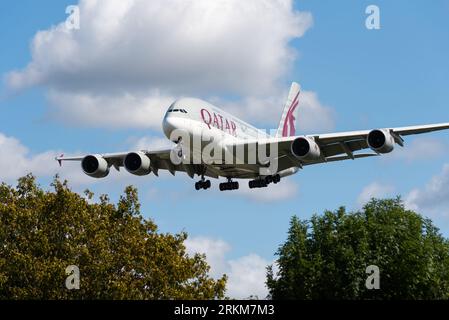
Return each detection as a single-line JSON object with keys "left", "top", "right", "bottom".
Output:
{"left": 275, "top": 82, "right": 301, "bottom": 137}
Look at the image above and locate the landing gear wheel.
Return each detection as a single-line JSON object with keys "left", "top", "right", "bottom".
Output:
{"left": 249, "top": 174, "right": 281, "bottom": 188}
{"left": 219, "top": 180, "right": 239, "bottom": 191}
{"left": 195, "top": 179, "right": 211, "bottom": 190}
{"left": 249, "top": 178, "right": 270, "bottom": 189}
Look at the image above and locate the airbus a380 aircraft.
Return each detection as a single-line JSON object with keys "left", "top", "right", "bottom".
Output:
{"left": 57, "top": 82, "right": 449, "bottom": 191}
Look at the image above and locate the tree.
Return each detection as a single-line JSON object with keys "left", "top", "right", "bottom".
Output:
{"left": 0, "top": 174, "right": 226, "bottom": 299}
{"left": 266, "top": 198, "right": 449, "bottom": 299}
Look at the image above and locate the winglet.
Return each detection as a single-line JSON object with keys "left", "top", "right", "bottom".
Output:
{"left": 56, "top": 154, "right": 64, "bottom": 167}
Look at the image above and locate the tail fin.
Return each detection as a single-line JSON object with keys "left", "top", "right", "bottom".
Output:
{"left": 275, "top": 82, "right": 301, "bottom": 137}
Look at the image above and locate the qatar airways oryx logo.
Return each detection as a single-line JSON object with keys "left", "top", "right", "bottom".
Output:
{"left": 201, "top": 109, "right": 237, "bottom": 136}
{"left": 282, "top": 91, "right": 300, "bottom": 137}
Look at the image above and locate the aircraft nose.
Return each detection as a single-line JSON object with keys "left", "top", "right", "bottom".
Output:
{"left": 163, "top": 116, "right": 185, "bottom": 140}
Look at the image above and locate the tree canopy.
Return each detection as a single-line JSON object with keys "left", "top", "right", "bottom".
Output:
{"left": 3, "top": 175, "right": 449, "bottom": 300}
{"left": 267, "top": 198, "right": 449, "bottom": 300}
{"left": 0, "top": 174, "right": 226, "bottom": 299}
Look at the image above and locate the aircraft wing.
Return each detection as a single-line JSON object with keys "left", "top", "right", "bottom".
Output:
{"left": 230, "top": 122, "right": 449, "bottom": 171}
{"left": 56, "top": 152, "right": 129, "bottom": 165}
{"left": 307, "top": 122, "right": 449, "bottom": 145}
{"left": 55, "top": 148, "right": 220, "bottom": 179}
{"left": 306, "top": 122, "right": 449, "bottom": 158}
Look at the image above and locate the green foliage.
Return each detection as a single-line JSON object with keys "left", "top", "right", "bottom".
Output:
{"left": 267, "top": 198, "right": 449, "bottom": 299}
{"left": 0, "top": 174, "right": 226, "bottom": 300}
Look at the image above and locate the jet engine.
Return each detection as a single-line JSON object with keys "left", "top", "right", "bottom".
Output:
{"left": 81, "top": 155, "right": 109, "bottom": 178}
{"left": 124, "top": 152, "right": 151, "bottom": 176}
{"left": 291, "top": 137, "right": 321, "bottom": 161}
{"left": 367, "top": 129, "right": 395, "bottom": 154}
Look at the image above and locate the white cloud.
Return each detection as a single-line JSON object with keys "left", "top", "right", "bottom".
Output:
{"left": 131, "top": 135, "right": 174, "bottom": 151}
{"left": 46, "top": 89, "right": 175, "bottom": 129}
{"left": 184, "top": 236, "right": 231, "bottom": 278}
{"left": 46, "top": 87, "right": 333, "bottom": 131}
{"left": 4, "top": 0, "right": 314, "bottom": 129}
{"left": 7, "top": 0, "right": 312, "bottom": 95}
{"left": 405, "top": 164, "right": 449, "bottom": 220}
{"left": 217, "top": 90, "right": 335, "bottom": 132}
{"left": 226, "top": 254, "right": 271, "bottom": 299}
{"left": 0, "top": 133, "right": 56, "bottom": 181}
{"left": 296, "top": 91, "right": 335, "bottom": 133}
{"left": 384, "top": 137, "right": 446, "bottom": 162}
{"left": 0, "top": 132, "right": 134, "bottom": 186}
{"left": 185, "top": 236, "right": 271, "bottom": 299}
{"left": 357, "top": 182, "right": 395, "bottom": 207}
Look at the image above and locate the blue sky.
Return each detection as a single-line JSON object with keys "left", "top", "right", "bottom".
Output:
{"left": 1, "top": 0, "right": 449, "bottom": 298}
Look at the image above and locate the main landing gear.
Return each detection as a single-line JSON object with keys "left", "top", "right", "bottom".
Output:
{"left": 249, "top": 174, "right": 281, "bottom": 189}
{"left": 219, "top": 178, "right": 239, "bottom": 191}
{"left": 195, "top": 177, "right": 211, "bottom": 190}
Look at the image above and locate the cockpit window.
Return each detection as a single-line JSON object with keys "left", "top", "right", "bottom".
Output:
{"left": 167, "top": 108, "right": 188, "bottom": 113}
{"left": 168, "top": 102, "right": 175, "bottom": 111}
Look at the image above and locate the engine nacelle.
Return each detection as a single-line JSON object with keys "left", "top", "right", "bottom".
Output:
{"left": 367, "top": 129, "right": 395, "bottom": 154}
{"left": 291, "top": 137, "right": 321, "bottom": 161}
{"left": 81, "top": 155, "right": 109, "bottom": 178}
{"left": 124, "top": 152, "right": 151, "bottom": 176}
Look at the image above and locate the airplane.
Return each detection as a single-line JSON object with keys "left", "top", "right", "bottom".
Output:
{"left": 56, "top": 82, "right": 449, "bottom": 191}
